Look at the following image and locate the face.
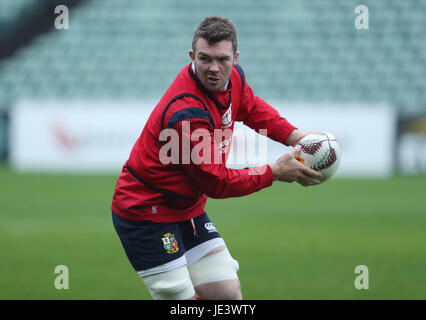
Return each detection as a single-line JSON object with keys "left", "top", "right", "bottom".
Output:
{"left": 189, "top": 38, "right": 239, "bottom": 92}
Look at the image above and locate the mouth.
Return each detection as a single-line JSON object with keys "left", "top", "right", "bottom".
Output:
{"left": 207, "top": 76, "right": 220, "bottom": 86}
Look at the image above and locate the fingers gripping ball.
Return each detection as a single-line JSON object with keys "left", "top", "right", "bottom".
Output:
{"left": 296, "top": 132, "right": 341, "bottom": 181}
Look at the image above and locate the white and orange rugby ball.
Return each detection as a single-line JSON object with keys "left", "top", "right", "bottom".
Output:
{"left": 296, "top": 132, "right": 341, "bottom": 181}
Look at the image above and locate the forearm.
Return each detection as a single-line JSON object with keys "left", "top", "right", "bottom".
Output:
{"left": 240, "top": 97, "right": 297, "bottom": 145}
{"left": 176, "top": 120, "right": 274, "bottom": 198}
{"left": 285, "top": 129, "right": 305, "bottom": 146}
{"left": 183, "top": 162, "right": 273, "bottom": 198}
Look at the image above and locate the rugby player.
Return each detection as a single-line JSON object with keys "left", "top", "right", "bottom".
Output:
{"left": 111, "top": 16, "right": 322, "bottom": 300}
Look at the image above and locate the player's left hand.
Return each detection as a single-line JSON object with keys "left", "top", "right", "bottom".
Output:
{"left": 270, "top": 145, "right": 323, "bottom": 186}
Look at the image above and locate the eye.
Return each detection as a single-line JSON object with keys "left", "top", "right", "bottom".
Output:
{"left": 199, "top": 55, "right": 210, "bottom": 63}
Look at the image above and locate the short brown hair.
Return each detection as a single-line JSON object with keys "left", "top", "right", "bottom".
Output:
{"left": 192, "top": 16, "right": 238, "bottom": 54}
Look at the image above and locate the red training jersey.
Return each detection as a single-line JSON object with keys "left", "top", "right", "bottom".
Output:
{"left": 111, "top": 63, "right": 296, "bottom": 222}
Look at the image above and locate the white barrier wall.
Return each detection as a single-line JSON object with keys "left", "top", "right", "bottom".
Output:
{"left": 10, "top": 101, "right": 152, "bottom": 173}
{"left": 10, "top": 100, "right": 396, "bottom": 177}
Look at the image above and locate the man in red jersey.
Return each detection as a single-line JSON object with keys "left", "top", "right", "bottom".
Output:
{"left": 111, "top": 16, "right": 322, "bottom": 300}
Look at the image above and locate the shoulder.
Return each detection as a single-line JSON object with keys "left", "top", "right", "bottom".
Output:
{"left": 162, "top": 94, "right": 215, "bottom": 130}
{"left": 232, "top": 63, "right": 246, "bottom": 89}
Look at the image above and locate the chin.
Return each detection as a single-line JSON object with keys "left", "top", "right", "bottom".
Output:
{"left": 202, "top": 81, "right": 220, "bottom": 92}
{"left": 208, "top": 85, "right": 221, "bottom": 92}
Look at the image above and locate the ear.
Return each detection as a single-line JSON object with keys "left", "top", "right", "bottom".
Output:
{"left": 189, "top": 50, "right": 195, "bottom": 62}
{"left": 233, "top": 51, "right": 240, "bottom": 65}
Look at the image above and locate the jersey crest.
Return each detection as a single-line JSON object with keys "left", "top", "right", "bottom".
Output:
{"left": 162, "top": 233, "right": 179, "bottom": 254}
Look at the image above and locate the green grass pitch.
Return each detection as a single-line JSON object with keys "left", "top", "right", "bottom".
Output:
{"left": 1, "top": 164, "right": 425, "bottom": 299}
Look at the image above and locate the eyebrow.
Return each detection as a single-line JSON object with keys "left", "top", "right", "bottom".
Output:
{"left": 198, "top": 52, "right": 231, "bottom": 59}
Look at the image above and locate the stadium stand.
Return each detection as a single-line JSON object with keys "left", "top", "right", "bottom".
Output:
{"left": 0, "top": 0, "right": 38, "bottom": 32}
{"left": 0, "top": 0, "right": 425, "bottom": 115}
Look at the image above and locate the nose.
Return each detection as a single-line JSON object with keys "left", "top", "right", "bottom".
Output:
{"left": 208, "top": 60, "right": 219, "bottom": 72}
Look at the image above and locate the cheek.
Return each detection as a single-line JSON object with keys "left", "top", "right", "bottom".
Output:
{"left": 195, "top": 62, "right": 208, "bottom": 76}
{"left": 223, "top": 64, "right": 233, "bottom": 77}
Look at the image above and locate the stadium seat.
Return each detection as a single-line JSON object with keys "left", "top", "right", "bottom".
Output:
{"left": 0, "top": 0, "right": 424, "bottom": 111}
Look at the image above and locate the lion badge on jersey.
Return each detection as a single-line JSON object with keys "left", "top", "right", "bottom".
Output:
{"left": 162, "top": 233, "right": 179, "bottom": 254}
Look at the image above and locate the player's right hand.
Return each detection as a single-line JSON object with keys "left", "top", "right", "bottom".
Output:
{"left": 270, "top": 145, "right": 323, "bottom": 186}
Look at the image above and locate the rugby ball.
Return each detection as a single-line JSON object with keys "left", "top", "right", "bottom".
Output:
{"left": 296, "top": 132, "right": 341, "bottom": 181}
